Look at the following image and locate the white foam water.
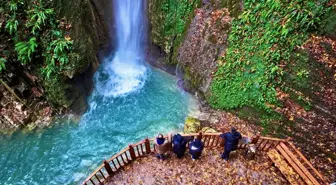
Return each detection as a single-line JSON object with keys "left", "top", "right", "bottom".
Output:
{"left": 96, "top": 0, "right": 148, "bottom": 97}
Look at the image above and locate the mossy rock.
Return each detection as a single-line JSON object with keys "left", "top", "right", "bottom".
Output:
{"left": 184, "top": 117, "right": 201, "bottom": 133}
{"left": 201, "top": 127, "right": 218, "bottom": 133}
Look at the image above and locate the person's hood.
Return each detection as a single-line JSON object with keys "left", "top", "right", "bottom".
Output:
{"left": 231, "top": 131, "right": 241, "bottom": 140}
{"left": 156, "top": 137, "right": 165, "bottom": 145}
{"left": 192, "top": 139, "right": 202, "bottom": 148}
{"left": 173, "top": 134, "right": 184, "bottom": 144}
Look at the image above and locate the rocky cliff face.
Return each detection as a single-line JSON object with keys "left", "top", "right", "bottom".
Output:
{"left": 177, "top": 5, "right": 233, "bottom": 100}
{"left": 147, "top": 0, "right": 240, "bottom": 99}
{"left": 49, "top": 0, "right": 110, "bottom": 113}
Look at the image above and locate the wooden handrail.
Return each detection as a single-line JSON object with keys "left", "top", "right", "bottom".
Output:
{"left": 81, "top": 132, "right": 326, "bottom": 185}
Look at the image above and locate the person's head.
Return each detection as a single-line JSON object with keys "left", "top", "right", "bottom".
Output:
{"left": 157, "top": 134, "right": 165, "bottom": 145}
{"left": 231, "top": 127, "right": 237, "bottom": 133}
{"left": 174, "top": 134, "right": 183, "bottom": 142}
{"left": 193, "top": 138, "right": 202, "bottom": 147}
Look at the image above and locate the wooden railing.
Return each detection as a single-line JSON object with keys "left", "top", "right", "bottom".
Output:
{"left": 81, "top": 133, "right": 326, "bottom": 185}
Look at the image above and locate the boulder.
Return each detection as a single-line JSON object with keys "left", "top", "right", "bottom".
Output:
{"left": 184, "top": 117, "right": 201, "bottom": 133}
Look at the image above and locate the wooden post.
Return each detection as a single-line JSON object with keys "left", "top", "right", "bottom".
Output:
{"left": 168, "top": 133, "right": 173, "bottom": 150}
{"left": 251, "top": 135, "right": 260, "bottom": 144}
{"left": 197, "top": 132, "right": 202, "bottom": 140}
{"left": 129, "top": 145, "right": 136, "bottom": 160}
{"left": 103, "top": 160, "right": 113, "bottom": 176}
{"left": 220, "top": 136, "right": 225, "bottom": 147}
{"left": 145, "top": 138, "right": 151, "bottom": 154}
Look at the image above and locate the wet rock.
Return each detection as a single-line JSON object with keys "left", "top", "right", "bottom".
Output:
{"left": 197, "top": 112, "right": 211, "bottom": 121}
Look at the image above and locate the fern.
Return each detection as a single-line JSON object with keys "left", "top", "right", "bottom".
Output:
{"left": 5, "top": 15, "right": 19, "bottom": 35}
{"left": 0, "top": 58, "right": 6, "bottom": 72}
{"left": 27, "top": 3, "right": 55, "bottom": 35}
{"left": 9, "top": 1, "right": 18, "bottom": 12}
{"left": 15, "top": 37, "right": 38, "bottom": 64}
{"left": 42, "top": 32, "right": 73, "bottom": 78}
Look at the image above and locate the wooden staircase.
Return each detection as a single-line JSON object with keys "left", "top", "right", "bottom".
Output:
{"left": 267, "top": 141, "right": 328, "bottom": 185}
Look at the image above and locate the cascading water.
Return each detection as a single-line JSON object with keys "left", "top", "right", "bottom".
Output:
{"left": 0, "top": 1, "right": 198, "bottom": 184}
{"left": 96, "top": 0, "right": 148, "bottom": 97}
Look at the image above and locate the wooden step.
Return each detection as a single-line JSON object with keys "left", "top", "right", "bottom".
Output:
{"left": 267, "top": 149, "right": 304, "bottom": 185}
{"left": 286, "top": 142, "right": 327, "bottom": 184}
{"left": 276, "top": 143, "right": 320, "bottom": 185}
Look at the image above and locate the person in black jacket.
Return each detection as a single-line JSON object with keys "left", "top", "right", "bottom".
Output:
{"left": 220, "top": 128, "right": 242, "bottom": 161}
{"left": 189, "top": 138, "right": 204, "bottom": 161}
{"left": 172, "top": 134, "right": 188, "bottom": 158}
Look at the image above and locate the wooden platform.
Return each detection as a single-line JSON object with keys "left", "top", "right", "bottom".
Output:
{"left": 82, "top": 133, "right": 328, "bottom": 185}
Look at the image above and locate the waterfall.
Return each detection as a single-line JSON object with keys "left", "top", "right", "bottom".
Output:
{"left": 95, "top": 0, "right": 148, "bottom": 97}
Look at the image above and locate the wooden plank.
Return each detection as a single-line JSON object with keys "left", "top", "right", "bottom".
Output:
{"left": 203, "top": 135, "right": 209, "bottom": 147}
{"left": 137, "top": 145, "right": 142, "bottom": 156}
{"left": 116, "top": 157, "right": 123, "bottom": 167}
{"left": 287, "top": 142, "right": 327, "bottom": 183}
{"left": 119, "top": 154, "right": 126, "bottom": 164}
{"left": 99, "top": 170, "right": 106, "bottom": 179}
{"left": 140, "top": 143, "right": 145, "bottom": 154}
{"left": 111, "top": 159, "right": 118, "bottom": 170}
{"left": 209, "top": 135, "right": 214, "bottom": 147}
{"left": 94, "top": 174, "right": 101, "bottom": 183}
{"left": 260, "top": 140, "right": 269, "bottom": 151}
{"left": 264, "top": 141, "right": 274, "bottom": 151}
{"left": 256, "top": 139, "right": 264, "bottom": 150}
{"left": 82, "top": 163, "right": 105, "bottom": 185}
{"left": 89, "top": 179, "right": 95, "bottom": 185}
{"left": 112, "top": 158, "right": 121, "bottom": 170}
{"left": 267, "top": 149, "right": 302, "bottom": 185}
{"left": 260, "top": 136, "right": 287, "bottom": 142}
{"left": 276, "top": 145, "right": 315, "bottom": 185}
{"left": 279, "top": 143, "right": 320, "bottom": 185}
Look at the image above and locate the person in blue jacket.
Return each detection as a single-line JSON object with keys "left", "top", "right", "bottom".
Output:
{"left": 172, "top": 134, "right": 188, "bottom": 158}
{"left": 220, "top": 128, "right": 242, "bottom": 161}
{"left": 189, "top": 138, "right": 204, "bottom": 160}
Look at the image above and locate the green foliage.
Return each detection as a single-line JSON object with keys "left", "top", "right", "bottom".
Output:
{"left": 27, "top": 4, "right": 55, "bottom": 35}
{"left": 5, "top": 15, "right": 19, "bottom": 35}
{"left": 2, "top": 0, "right": 73, "bottom": 79}
{"left": 42, "top": 31, "right": 73, "bottom": 78}
{"left": 153, "top": 0, "right": 200, "bottom": 63}
{"left": 42, "top": 75, "right": 70, "bottom": 107}
{"left": 0, "top": 58, "right": 6, "bottom": 72}
{"left": 319, "top": 7, "right": 336, "bottom": 35}
{"left": 210, "top": 0, "right": 331, "bottom": 111}
{"left": 15, "top": 37, "right": 38, "bottom": 64}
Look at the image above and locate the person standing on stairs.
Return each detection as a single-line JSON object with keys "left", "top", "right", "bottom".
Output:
{"left": 189, "top": 138, "right": 204, "bottom": 161}
{"left": 154, "top": 134, "right": 171, "bottom": 161}
{"left": 220, "top": 128, "right": 242, "bottom": 161}
{"left": 172, "top": 134, "right": 188, "bottom": 158}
